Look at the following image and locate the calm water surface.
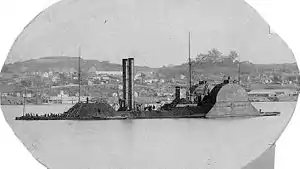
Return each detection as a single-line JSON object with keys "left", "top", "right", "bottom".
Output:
{"left": 1, "top": 102, "right": 296, "bottom": 169}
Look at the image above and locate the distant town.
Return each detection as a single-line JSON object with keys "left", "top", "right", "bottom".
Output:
{"left": 0, "top": 49, "right": 299, "bottom": 109}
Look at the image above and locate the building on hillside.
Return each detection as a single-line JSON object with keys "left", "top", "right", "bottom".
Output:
{"left": 49, "top": 90, "right": 91, "bottom": 104}
{"left": 102, "top": 76, "right": 110, "bottom": 81}
{"left": 248, "top": 89, "right": 298, "bottom": 102}
{"left": 88, "top": 67, "right": 97, "bottom": 74}
{"left": 159, "top": 79, "right": 165, "bottom": 83}
{"left": 153, "top": 79, "right": 159, "bottom": 83}
{"left": 43, "top": 72, "right": 49, "bottom": 78}
{"left": 248, "top": 90, "right": 276, "bottom": 98}
{"left": 88, "top": 80, "right": 93, "bottom": 86}
{"left": 281, "top": 80, "right": 288, "bottom": 85}
{"left": 134, "top": 72, "right": 142, "bottom": 80}
{"left": 1, "top": 93, "right": 8, "bottom": 97}
{"left": 92, "top": 76, "right": 101, "bottom": 80}
{"left": 145, "top": 79, "right": 153, "bottom": 84}
{"left": 272, "top": 89, "right": 298, "bottom": 97}
{"left": 52, "top": 75, "right": 60, "bottom": 83}
{"left": 96, "top": 71, "right": 122, "bottom": 76}
{"left": 47, "top": 71, "right": 53, "bottom": 76}
{"left": 264, "top": 79, "right": 273, "bottom": 84}
{"left": 22, "top": 93, "right": 32, "bottom": 98}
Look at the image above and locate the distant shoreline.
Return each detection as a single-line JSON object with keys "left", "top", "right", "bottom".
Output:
{"left": 1, "top": 100, "right": 297, "bottom": 106}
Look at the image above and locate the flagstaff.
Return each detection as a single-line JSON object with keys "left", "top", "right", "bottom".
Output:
{"left": 188, "top": 32, "right": 192, "bottom": 101}
{"left": 78, "top": 46, "right": 81, "bottom": 103}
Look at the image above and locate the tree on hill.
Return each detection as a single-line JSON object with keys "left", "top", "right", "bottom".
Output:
{"left": 196, "top": 48, "right": 223, "bottom": 63}
{"left": 20, "top": 79, "right": 32, "bottom": 87}
{"left": 228, "top": 51, "right": 239, "bottom": 62}
{"left": 196, "top": 53, "right": 206, "bottom": 62}
{"left": 208, "top": 48, "right": 223, "bottom": 60}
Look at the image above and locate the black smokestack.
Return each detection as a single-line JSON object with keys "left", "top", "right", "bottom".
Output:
{"left": 128, "top": 58, "right": 134, "bottom": 110}
{"left": 122, "top": 59, "right": 128, "bottom": 108}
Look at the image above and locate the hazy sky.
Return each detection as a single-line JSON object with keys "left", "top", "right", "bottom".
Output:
{"left": 7, "top": 0, "right": 295, "bottom": 67}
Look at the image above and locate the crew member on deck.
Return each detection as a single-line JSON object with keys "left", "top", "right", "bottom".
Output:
{"left": 202, "top": 81, "right": 210, "bottom": 103}
{"left": 196, "top": 81, "right": 209, "bottom": 106}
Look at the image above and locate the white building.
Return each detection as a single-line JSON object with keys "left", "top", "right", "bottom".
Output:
{"left": 96, "top": 71, "right": 122, "bottom": 76}
{"left": 22, "top": 93, "right": 32, "bottom": 98}
{"left": 88, "top": 80, "right": 94, "bottom": 86}
{"left": 248, "top": 90, "right": 276, "bottom": 98}
{"left": 180, "top": 88, "right": 187, "bottom": 99}
{"left": 102, "top": 76, "right": 110, "bottom": 80}
{"left": 52, "top": 76, "right": 60, "bottom": 83}
{"left": 43, "top": 72, "right": 49, "bottom": 78}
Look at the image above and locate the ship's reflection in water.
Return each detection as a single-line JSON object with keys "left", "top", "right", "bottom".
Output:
{"left": 1, "top": 102, "right": 295, "bottom": 169}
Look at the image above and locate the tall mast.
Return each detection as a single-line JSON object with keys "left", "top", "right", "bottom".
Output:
{"left": 78, "top": 46, "right": 81, "bottom": 103}
{"left": 188, "top": 32, "right": 192, "bottom": 100}
{"left": 238, "top": 58, "right": 241, "bottom": 85}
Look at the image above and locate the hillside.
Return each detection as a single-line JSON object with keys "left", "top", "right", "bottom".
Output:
{"left": 1, "top": 56, "right": 298, "bottom": 81}
{"left": 1, "top": 56, "right": 155, "bottom": 74}
{"left": 157, "top": 61, "right": 299, "bottom": 80}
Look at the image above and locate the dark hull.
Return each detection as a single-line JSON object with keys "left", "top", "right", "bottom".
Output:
{"left": 15, "top": 111, "right": 279, "bottom": 121}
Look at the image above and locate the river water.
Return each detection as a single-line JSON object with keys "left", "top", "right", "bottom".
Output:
{"left": 1, "top": 102, "right": 296, "bottom": 169}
